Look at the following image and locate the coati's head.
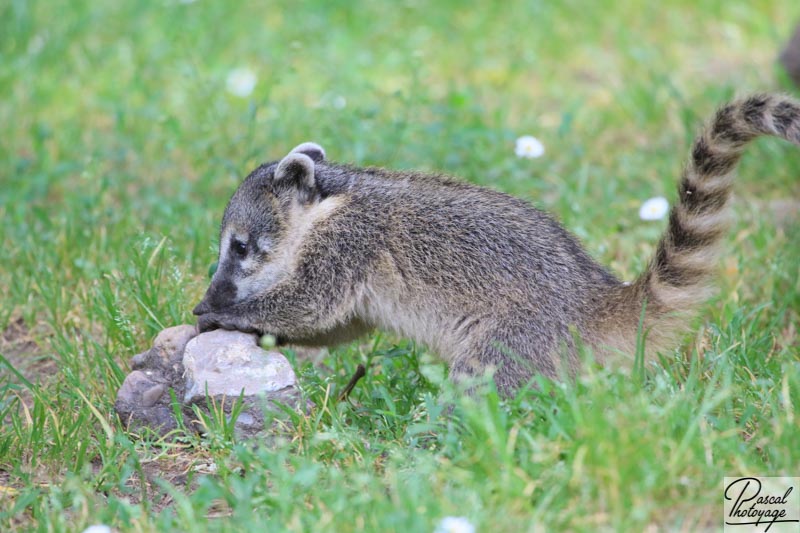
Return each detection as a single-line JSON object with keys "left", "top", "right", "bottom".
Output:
{"left": 192, "top": 142, "right": 327, "bottom": 317}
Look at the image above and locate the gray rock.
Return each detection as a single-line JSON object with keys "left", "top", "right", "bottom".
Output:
{"left": 115, "top": 369, "right": 180, "bottom": 435}
{"left": 131, "top": 324, "right": 197, "bottom": 374}
{"left": 114, "top": 325, "right": 302, "bottom": 440}
{"left": 183, "top": 330, "right": 296, "bottom": 403}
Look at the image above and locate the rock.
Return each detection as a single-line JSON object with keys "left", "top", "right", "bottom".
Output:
{"left": 183, "top": 330, "right": 296, "bottom": 403}
{"left": 115, "top": 370, "right": 180, "bottom": 435}
{"left": 130, "top": 324, "right": 196, "bottom": 376}
{"left": 114, "top": 325, "right": 303, "bottom": 440}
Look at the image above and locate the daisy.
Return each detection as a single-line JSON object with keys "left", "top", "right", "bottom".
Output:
{"left": 225, "top": 67, "right": 257, "bottom": 98}
{"left": 434, "top": 516, "right": 476, "bottom": 533}
{"left": 514, "top": 135, "right": 545, "bottom": 159}
{"left": 639, "top": 196, "right": 669, "bottom": 221}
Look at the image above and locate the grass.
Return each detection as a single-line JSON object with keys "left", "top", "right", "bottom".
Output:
{"left": 1, "top": 0, "right": 799, "bottom": 531}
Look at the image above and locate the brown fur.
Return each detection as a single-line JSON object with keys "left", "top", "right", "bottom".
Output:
{"left": 194, "top": 95, "right": 800, "bottom": 396}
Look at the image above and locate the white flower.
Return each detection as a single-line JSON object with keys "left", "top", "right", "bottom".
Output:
{"left": 81, "top": 526, "right": 112, "bottom": 533}
{"left": 434, "top": 516, "right": 476, "bottom": 533}
{"left": 332, "top": 96, "right": 347, "bottom": 109}
{"left": 514, "top": 135, "right": 545, "bottom": 159}
{"left": 639, "top": 196, "right": 669, "bottom": 221}
{"left": 225, "top": 67, "right": 257, "bottom": 98}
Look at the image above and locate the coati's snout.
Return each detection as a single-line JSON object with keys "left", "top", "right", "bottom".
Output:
{"left": 193, "top": 277, "right": 237, "bottom": 316}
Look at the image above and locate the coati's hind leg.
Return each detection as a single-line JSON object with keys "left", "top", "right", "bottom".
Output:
{"left": 448, "top": 323, "right": 574, "bottom": 397}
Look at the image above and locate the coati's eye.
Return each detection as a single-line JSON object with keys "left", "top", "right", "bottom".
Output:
{"left": 231, "top": 239, "right": 248, "bottom": 257}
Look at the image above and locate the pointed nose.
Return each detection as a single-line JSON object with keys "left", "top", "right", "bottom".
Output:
{"left": 192, "top": 278, "right": 237, "bottom": 315}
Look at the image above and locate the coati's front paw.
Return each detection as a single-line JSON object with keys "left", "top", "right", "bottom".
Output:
{"left": 196, "top": 313, "right": 225, "bottom": 333}
{"left": 196, "top": 313, "right": 261, "bottom": 335}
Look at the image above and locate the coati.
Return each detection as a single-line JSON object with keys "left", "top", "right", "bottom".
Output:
{"left": 193, "top": 94, "right": 800, "bottom": 396}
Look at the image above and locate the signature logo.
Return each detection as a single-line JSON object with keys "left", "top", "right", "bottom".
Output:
{"left": 723, "top": 477, "right": 800, "bottom": 532}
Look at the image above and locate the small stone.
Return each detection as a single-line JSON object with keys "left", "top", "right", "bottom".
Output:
{"left": 130, "top": 324, "right": 197, "bottom": 372}
{"left": 114, "top": 371, "right": 178, "bottom": 434}
{"left": 152, "top": 324, "right": 198, "bottom": 365}
{"left": 116, "top": 371, "right": 158, "bottom": 408}
{"left": 236, "top": 411, "right": 256, "bottom": 427}
{"left": 141, "top": 383, "right": 167, "bottom": 407}
{"left": 182, "top": 329, "right": 296, "bottom": 404}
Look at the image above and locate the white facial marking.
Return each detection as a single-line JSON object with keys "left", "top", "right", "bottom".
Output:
{"left": 235, "top": 262, "right": 286, "bottom": 301}
{"left": 218, "top": 227, "right": 234, "bottom": 267}
{"left": 239, "top": 256, "right": 257, "bottom": 272}
{"left": 257, "top": 235, "right": 273, "bottom": 253}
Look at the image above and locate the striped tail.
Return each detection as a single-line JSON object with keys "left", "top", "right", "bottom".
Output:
{"left": 593, "top": 94, "right": 800, "bottom": 357}
{"left": 644, "top": 94, "right": 800, "bottom": 312}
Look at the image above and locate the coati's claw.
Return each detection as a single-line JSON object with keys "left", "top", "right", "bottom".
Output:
{"left": 196, "top": 313, "right": 257, "bottom": 335}
{"left": 196, "top": 313, "right": 221, "bottom": 333}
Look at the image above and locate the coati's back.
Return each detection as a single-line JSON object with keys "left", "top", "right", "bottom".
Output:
{"left": 328, "top": 167, "right": 623, "bottom": 385}
{"left": 194, "top": 94, "right": 800, "bottom": 396}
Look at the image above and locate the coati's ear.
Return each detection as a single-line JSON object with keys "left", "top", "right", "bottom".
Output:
{"left": 273, "top": 152, "right": 316, "bottom": 197}
{"left": 288, "top": 142, "right": 326, "bottom": 163}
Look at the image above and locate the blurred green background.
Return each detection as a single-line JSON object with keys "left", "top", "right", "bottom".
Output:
{"left": 1, "top": 1, "right": 798, "bottom": 531}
